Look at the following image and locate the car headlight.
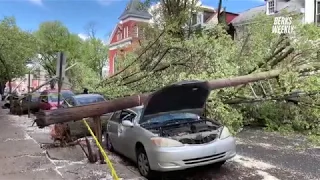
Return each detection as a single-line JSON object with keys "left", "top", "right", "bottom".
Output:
{"left": 151, "top": 137, "right": 184, "bottom": 147}
{"left": 219, "top": 126, "right": 231, "bottom": 140}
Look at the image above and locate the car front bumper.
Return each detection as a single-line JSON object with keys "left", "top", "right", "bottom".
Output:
{"left": 147, "top": 136, "right": 236, "bottom": 171}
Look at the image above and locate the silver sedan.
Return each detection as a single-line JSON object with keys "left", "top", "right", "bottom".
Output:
{"left": 104, "top": 81, "right": 236, "bottom": 179}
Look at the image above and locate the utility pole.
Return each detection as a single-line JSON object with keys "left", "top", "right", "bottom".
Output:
{"left": 26, "top": 61, "right": 34, "bottom": 118}
{"left": 56, "top": 52, "right": 66, "bottom": 108}
{"left": 27, "top": 71, "right": 31, "bottom": 118}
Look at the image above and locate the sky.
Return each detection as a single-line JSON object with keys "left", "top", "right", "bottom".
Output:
{"left": 0, "top": 0, "right": 265, "bottom": 41}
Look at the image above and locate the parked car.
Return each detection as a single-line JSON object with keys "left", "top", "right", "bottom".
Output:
{"left": 14, "top": 93, "right": 41, "bottom": 115}
{"left": 2, "top": 94, "right": 20, "bottom": 109}
{"left": 1, "top": 88, "right": 9, "bottom": 101}
{"left": 61, "top": 94, "right": 111, "bottom": 138}
{"left": 39, "top": 89, "right": 75, "bottom": 110}
{"left": 104, "top": 80, "right": 236, "bottom": 179}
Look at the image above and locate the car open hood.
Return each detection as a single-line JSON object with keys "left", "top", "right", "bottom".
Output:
{"left": 139, "top": 80, "right": 210, "bottom": 124}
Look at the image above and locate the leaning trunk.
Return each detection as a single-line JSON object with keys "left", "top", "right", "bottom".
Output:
{"left": 35, "top": 69, "right": 283, "bottom": 128}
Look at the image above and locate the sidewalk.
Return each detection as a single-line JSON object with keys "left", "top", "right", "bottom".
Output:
{"left": 0, "top": 106, "right": 144, "bottom": 180}
{"left": 0, "top": 108, "right": 63, "bottom": 180}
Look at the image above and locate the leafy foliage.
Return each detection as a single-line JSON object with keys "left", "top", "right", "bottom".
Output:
{"left": 80, "top": 38, "right": 108, "bottom": 79}
{"left": 98, "top": 10, "right": 320, "bottom": 136}
{"left": 0, "top": 16, "right": 37, "bottom": 85}
{"left": 1, "top": 4, "right": 320, "bottom": 138}
{"left": 34, "top": 21, "right": 82, "bottom": 77}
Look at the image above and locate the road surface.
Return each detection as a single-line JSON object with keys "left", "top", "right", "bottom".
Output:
{"left": 0, "top": 107, "right": 319, "bottom": 180}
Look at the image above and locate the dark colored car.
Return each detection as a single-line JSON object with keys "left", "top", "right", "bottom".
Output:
{"left": 14, "top": 93, "right": 41, "bottom": 114}
{"left": 2, "top": 94, "right": 20, "bottom": 109}
{"left": 62, "top": 94, "right": 106, "bottom": 107}
{"left": 61, "top": 94, "right": 111, "bottom": 138}
{"left": 39, "top": 89, "right": 75, "bottom": 110}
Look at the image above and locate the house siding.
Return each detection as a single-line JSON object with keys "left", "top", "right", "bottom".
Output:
{"left": 305, "top": 0, "right": 315, "bottom": 23}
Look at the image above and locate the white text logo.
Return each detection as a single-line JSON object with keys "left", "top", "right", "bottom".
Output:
{"left": 272, "top": 17, "right": 294, "bottom": 34}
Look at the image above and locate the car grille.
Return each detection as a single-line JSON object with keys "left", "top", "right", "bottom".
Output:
{"left": 183, "top": 152, "right": 226, "bottom": 165}
{"left": 178, "top": 134, "right": 217, "bottom": 144}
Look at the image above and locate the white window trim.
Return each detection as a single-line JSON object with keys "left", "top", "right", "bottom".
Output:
{"left": 112, "top": 53, "right": 117, "bottom": 74}
{"left": 117, "top": 31, "right": 122, "bottom": 41}
{"left": 135, "top": 26, "right": 139, "bottom": 37}
{"left": 191, "top": 12, "right": 204, "bottom": 26}
{"left": 266, "top": 0, "right": 276, "bottom": 15}
{"left": 126, "top": 26, "right": 129, "bottom": 38}
{"left": 316, "top": 0, "right": 320, "bottom": 26}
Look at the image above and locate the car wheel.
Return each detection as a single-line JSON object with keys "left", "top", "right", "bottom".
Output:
{"left": 4, "top": 103, "right": 10, "bottom": 109}
{"left": 104, "top": 133, "right": 114, "bottom": 152}
{"left": 213, "top": 160, "right": 226, "bottom": 168}
{"left": 136, "top": 147, "right": 156, "bottom": 179}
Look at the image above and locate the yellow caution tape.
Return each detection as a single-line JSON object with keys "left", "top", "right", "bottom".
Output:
{"left": 82, "top": 118, "right": 120, "bottom": 180}
{"left": 55, "top": 92, "right": 119, "bottom": 179}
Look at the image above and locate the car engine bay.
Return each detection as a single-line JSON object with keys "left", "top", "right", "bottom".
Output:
{"left": 145, "top": 119, "right": 221, "bottom": 144}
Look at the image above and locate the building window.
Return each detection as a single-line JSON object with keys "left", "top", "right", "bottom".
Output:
{"left": 117, "top": 30, "right": 122, "bottom": 41}
{"left": 113, "top": 53, "right": 117, "bottom": 74}
{"left": 133, "top": 25, "right": 139, "bottom": 37}
{"left": 192, "top": 13, "right": 197, "bottom": 25}
{"left": 123, "top": 26, "right": 129, "bottom": 38}
{"left": 316, "top": 0, "right": 320, "bottom": 26}
{"left": 267, "top": 0, "right": 275, "bottom": 15}
{"left": 191, "top": 12, "right": 203, "bottom": 25}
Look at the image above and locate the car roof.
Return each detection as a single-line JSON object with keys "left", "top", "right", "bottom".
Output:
{"left": 72, "top": 94, "right": 104, "bottom": 99}
{"left": 42, "top": 89, "right": 72, "bottom": 93}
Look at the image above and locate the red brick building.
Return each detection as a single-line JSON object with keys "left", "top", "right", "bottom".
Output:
{"left": 108, "top": 1, "right": 238, "bottom": 76}
{"left": 108, "top": 0, "right": 152, "bottom": 75}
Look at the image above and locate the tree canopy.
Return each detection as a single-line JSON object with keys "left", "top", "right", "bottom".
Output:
{"left": 0, "top": 17, "right": 37, "bottom": 85}
{"left": 0, "top": 3, "right": 319, "bottom": 142}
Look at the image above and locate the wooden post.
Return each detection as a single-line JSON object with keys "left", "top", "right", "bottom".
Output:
{"left": 93, "top": 116, "right": 104, "bottom": 164}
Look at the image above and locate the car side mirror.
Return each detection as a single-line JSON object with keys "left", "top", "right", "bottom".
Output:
{"left": 122, "top": 120, "right": 133, "bottom": 127}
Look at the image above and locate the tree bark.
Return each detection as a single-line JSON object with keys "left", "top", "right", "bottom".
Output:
{"left": 35, "top": 94, "right": 149, "bottom": 128}
{"left": 35, "top": 69, "right": 283, "bottom": 128}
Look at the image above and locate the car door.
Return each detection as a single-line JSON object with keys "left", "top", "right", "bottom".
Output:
{"left": 117, "top": 110, "right": 137, "bottom": 159}
{"left": 62, "top": 97, "right": 74, "bottom": 108}
{"left": 39, "top": 92, "right": 49, "bottom": 110}
{"left": 107, "top": 111, "right": 122, "bottom": 150}
{"left": 31, "top": 95, "right": 40, "bottom": 111}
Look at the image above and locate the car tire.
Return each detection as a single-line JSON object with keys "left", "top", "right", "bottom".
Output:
{"left": 136, "top": 146, "right": 157, "bottom": 179}
{"left": 213, "top": 160, "right": 226, "bottom": 168}
{"left": 104, "top": 133, "right": 114, "bottom": 152}
{"left": 4, "top": 103, "right": 10, "bottom": 109}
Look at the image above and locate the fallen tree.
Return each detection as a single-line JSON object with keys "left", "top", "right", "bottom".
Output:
{"left": 35, "top": 68, "right": 285, "bottom": 128}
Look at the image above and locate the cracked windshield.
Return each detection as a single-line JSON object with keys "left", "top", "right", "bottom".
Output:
{"left": 0, "top": 0, "right": 319, "bottom": 180}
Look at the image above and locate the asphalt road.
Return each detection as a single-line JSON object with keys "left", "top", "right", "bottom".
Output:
{"left": 0, "top": 107, "right": 319, "bottom": 180}
{"left": 108, "top": 128, "right": 320, "bottom": 180}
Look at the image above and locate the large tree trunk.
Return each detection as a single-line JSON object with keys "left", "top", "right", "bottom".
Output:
{"left": 35, "top": 69, "right": 282, "bottom": 128}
